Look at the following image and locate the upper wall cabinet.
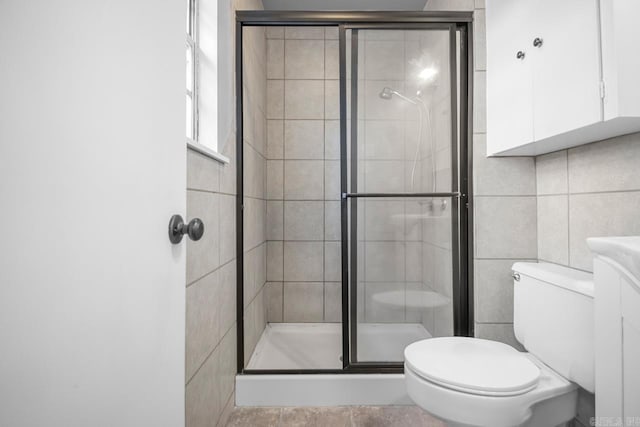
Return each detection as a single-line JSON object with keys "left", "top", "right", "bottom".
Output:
{"left": 486, "top": 0, "right": 640, "bottom": 156}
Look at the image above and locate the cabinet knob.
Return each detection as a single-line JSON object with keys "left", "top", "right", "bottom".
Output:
{"left": 516, "top": 51, "right": 525, "bottom": 60}
{"left": 533, "top": 37, "right": 543, "bottom": 48}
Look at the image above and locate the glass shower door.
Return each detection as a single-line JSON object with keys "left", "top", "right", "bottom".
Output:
{"left": 344, "top": 26, "right": 467, "bottom": 364}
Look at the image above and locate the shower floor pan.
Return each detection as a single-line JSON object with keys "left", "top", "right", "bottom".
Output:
{"left": 246, "top": 322, "right": 431, "bottom": 370}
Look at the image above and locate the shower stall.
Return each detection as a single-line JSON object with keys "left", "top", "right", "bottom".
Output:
{"left": 236, "top": 10, "right": 473, "bottom": 393}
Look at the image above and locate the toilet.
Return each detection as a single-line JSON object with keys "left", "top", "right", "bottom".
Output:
{"left": 404, "top": 262, "right": 595, "bottom": 427}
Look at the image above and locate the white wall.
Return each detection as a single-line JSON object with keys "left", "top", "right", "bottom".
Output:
{"left": 0, "top": 1, "right": 185, "bottom": 426}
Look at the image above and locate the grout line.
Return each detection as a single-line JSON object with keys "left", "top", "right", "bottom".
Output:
{"left": 186, "top": 320, "right": 236, "bottom": 387}
{"left": 186, "top": 257, "right": 236, "bottom": 288}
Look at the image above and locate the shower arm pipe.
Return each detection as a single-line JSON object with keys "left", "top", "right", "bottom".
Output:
{"left": 342, "top": 192, "right": 461, "bottom": 199}
{"left": 390, "top": 89, "right": 419, "bottom": 105}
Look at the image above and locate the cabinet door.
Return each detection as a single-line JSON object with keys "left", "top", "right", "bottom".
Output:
{"left": 486, "top": 0, "right": 535, "bottom": 155}
{"left": 621, "top": 278, "right": 640, "bottom": 420}
{"left": 532, "top": 0, "right": 602, "bottom": 141}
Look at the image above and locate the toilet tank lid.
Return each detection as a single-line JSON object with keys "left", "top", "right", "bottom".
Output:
{"left": 513, "top": 262, "right": 594, "bottom": 298}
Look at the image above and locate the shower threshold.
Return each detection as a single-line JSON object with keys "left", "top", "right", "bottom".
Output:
{"left": 246, "top": 322, "right": 431, "bottom": 370}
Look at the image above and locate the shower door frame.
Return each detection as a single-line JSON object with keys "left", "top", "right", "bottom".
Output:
{"left": 236, "top": 10, "right": 474, "bottom": 375}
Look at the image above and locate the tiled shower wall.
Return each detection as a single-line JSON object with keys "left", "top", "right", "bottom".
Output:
{"left": 263, "top": 26, "right": 343, "bottom": 323}
{"left": 184, "top": 1, "right": 264, "bottom": 426}
{"left": 241, "top": 25, "right": 268, "bottom": 365}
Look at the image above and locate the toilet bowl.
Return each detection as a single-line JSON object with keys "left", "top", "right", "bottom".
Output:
{"left": 405, "top": 262, "right": 594, "bottom": 427}
{"left": 405, "top": 338, "right": 577, "bottom": 427}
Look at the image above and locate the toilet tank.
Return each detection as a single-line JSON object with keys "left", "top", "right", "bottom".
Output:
{"left": 512, "top": 262, "right": 594, "bottom": 393}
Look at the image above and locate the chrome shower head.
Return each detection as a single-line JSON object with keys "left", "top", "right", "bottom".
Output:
{"left": 379, "top": 87, "right": 394, "bottom": 100}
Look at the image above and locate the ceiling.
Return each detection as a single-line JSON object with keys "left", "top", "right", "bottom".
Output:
{"left": 262, "top": 0, "right": 429, "bottom": 11}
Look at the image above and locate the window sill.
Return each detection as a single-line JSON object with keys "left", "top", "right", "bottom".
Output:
{"left": 187, "top": 140, "right": 230, "bottom": 165}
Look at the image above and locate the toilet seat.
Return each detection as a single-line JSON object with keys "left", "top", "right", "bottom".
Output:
{"left": 404, "top": 338, "right": 578, "bottom": 427}
{"left": 405, "top": 337, "right": 540, "bottom": 397}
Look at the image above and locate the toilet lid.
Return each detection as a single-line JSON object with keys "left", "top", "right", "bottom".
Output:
{"left": 405, "top": 337, "right": 541, "bottom": 396}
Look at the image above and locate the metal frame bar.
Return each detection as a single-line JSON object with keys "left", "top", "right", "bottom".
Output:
{"left": 461, "top": 21, "right": 475, "bottom": 336}
{"left": 348, "top": 28, "right": 359, "bottom": 365}
{"left": 339, "top": 23, "right": 350, "bottom": 370}
{"left": 235, "top": 10, "right": 474, "bottom": 376}
{"left": 235, "top": 20, "right": 245, "bottom": 374}
{"left": 344, "top": 192, "right": 461, "bottom": 198}
{"left": 448, "top": 24, "right": 463, "bottom": 336}
{"left": 236, "top": 10, "right": 473, "bottom": 24}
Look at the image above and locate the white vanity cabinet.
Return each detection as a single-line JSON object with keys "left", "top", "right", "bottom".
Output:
{"left": 486, "top": 0, "right": 640, "bottom": 156}
{"left": 588, "top": 237, "right": 640, "bottom": 422}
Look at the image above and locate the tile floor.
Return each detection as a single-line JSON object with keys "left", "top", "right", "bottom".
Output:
{"left": 225, "top": 406, "right": 446, "bottom": 427}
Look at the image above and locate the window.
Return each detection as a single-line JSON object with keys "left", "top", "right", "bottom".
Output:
{"left": 186, "top": 0, "right": 198, "bottom": 141}
{"left": 185, "top": 0, "right": 228, "bottom": 163}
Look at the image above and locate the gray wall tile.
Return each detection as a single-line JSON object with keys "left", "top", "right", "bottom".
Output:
{"left": 266, "top": 27, "right": 284, "bottom": 40}
{"left": 266, "top": 241, "right": 283, "bottom": 281}
{"left": 218, "top": 261, "right": 237, "bottom": 337}
{"left": 536, "top": 150, "right": 568, "bottom": 195}
{"left": 186, "top": 344, "right": 221, "bottom": 427}
{"left": 324, "top": 283, "right": 342, "bottom": 322}
{"left": 474, "top": 196, "right": 537, "bottom": 259}
{"left": 285, "top": 80, "right": 324, "bottom": 119}
{"left": 325, "top": 40, "right": 339, "bottom": 79}
{"left": 266, "top": 160, "right": 283, "bottom": 200}
{"left": 187, "top": 190, "right": 220, "bottom": 284}
{"left": 569, "top": 191, "right": 640, "bottom": 271}
{"left": 219, "top": 139, "right": 236, "bottom": 195}
{"left": 267, "top": 80, "right": 284, "bottom": 119}
{"left": 284, "top": 120, "right": 324, "bottom": 159}
{"left": 285, "top": 27, "right": 324, "bottom": 40}
{"left": 267, "top": 120, "right": 284, "bottom": 159}
{"left": 537, "top": 195, "right": 569, "bottom": 265}
{"left": 324, "top": 241, "right": 341, "bottom": 282}
{"left": 285, "top": 39, "right": 324, "bottom": 79}
{"left": 474, "top": 322, "right": 524, "bottom": 351}
{"left": 324, "top": 120, "right": 340, "bottom": 160}
{"left": 283, "top": 283, "right": 324, "bottom": 322}
{"left": 284, "top": 241, "right": 324, "bottom": 281}
{"left": 266, "top": 201, "right": 283, "bottom": 240}
{"left": 284, "top": 201, "right": 324, "bottom": 240}
{"left": 187, "top": 149, "right": 220, "bottom": 192}
{"left": 266, "top": 39, "right": 284, "bottom": 79}
{"left": 568, "top": 133, "right": 640, "bottom": 194}
{"left": 219, "top": 194, "right": 236, "bottom": 265}
{"left": 473, "top": 9, "right": 486, "bottom": 71}
{"left": 217, "top": 326, "right": 237, "bottom": 415}
{"left": 284, "top": 160, "right": 324, "bottom": 200}
{"left": 186, "top": 270, "right": 220, "bottom": 381}
{"left": 325, "top": 201, "right": 341, "bottom": 241}
{"left": 473, "top": 71, "right": 486, "bottom": 133}
{"left": 266, "top": 282, "right": 283, "bottom": 322}
{"left": 473, "top": 134, "right": 536, "bottom": 196}
{"left": 324, "top": 160, "right": 341, "bottom": 200}
{"left": 475, "top": 259, "right": 527, "bottom": 323}
{"left": 324, "top": 80, "right": 340, "bottom": 120}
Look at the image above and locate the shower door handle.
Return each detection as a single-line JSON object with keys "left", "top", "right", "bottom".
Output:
{"left": 342, "top": 192, "right": 461, "bottom": 199}
{"left": 168, "top": 214, "right": 204, "bottom": 244}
